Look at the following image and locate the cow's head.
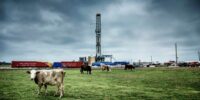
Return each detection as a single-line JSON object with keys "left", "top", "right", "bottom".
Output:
{"left": 27, "top": 70, "right": 40, "bottom": 80}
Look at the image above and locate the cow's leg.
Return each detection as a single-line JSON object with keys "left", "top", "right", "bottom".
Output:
{"left": 54, "top": 85, "right": 59, "bottom": 96}
{"left": 61, "top": 84, "right": 64, "bottom": 97}
{"left": 44, "top": 84, "right": 47, "bottom": 96}
{"left": 37, "top": 84, "right": 43, "bottom": 95}
{"left": 89, "top": 71, "right": 91, "bottom": 74}
{"left": 80, "top": 68, "right": 84, "bottom": 74}
{"left": 80, "top": 68, "right": 82, "bottom": 74}
{"left": 59, "top": 84, "right": 64, "bottom": 98}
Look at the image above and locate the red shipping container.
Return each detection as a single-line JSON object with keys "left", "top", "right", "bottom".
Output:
{"left": 12, "top": 61, "right": 49, "bottom": 68}
{"left": 61, "top": 61, "right": 84, "bottom": 68}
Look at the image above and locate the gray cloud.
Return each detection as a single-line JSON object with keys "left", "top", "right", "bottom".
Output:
{"left": 0, "top": 0, "right": 200, "bottom": 62}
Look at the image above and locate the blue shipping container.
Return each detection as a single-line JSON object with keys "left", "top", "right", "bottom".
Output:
{"left": 92, "top": 62, "right": 101, "bottom": 66}
{"left": 53, "top": 62, "right": 62, "bottom": 68}
{"left": 113, "top": 61, "right": 129, "bottom": 65}
{"left": 92, "top": 62, "right": 114, "bottom": 66}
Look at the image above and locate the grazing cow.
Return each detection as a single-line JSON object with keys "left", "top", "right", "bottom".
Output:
{"left": 188, "top": 62, "right": 199, "bottom": 67}
{"left": 101, "top": 65, "right": 111, "bottom": 72}
{"left": 27, "top": 69, "right": 65, "bottom": 98}
{"left": 80, "top": 63, "right": 92, "bottom": 74}
{"left": 124, "top": 64, "right": 135, "bottom": 70}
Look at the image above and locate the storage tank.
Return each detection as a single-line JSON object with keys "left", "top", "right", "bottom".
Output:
{"left": 88, "top": 56, "right": 95, "bottom": 66}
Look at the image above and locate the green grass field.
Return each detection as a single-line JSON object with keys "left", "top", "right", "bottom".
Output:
{"left": 0, "top": 67, "right": 200, "bottom": 100}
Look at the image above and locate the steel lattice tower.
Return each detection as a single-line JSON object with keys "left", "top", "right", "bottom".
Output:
{"left": 95, "top": 13, "right": 102, "bottom": 61}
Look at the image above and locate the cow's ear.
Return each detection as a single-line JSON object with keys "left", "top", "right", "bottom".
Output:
{"left": 62, "top": 71, "right": 66, "bottom": 76}
{"left": 27, "top": 71, "right": 30, "bottom": 74}
{"left": 36, "top": 71, "right": 40, "bottom": 74}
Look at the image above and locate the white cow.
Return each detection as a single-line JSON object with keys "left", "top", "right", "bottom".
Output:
{"left": 27, "top": 69, "right": 65, "bottom": 98}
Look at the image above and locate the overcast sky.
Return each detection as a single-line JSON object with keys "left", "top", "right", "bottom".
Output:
{"left": 0, "top": 0, "right": 200, "bottom": 62}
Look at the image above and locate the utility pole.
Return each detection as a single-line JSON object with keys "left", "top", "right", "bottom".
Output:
{"left": 198, "top": 50, "right": 200, "bottom": 61}
{"left": 151, "top": 56, "right": 153, "bottom": 65}
{"left": 175, "top": 43, "right": 178, "bottom": 66}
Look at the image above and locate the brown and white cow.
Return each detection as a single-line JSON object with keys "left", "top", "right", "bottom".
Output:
{"left": 101, "top": 65, "right": 111, "bottom": 72}
{"left": 27, "top": 69, "right": 65, "bottom": 98}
